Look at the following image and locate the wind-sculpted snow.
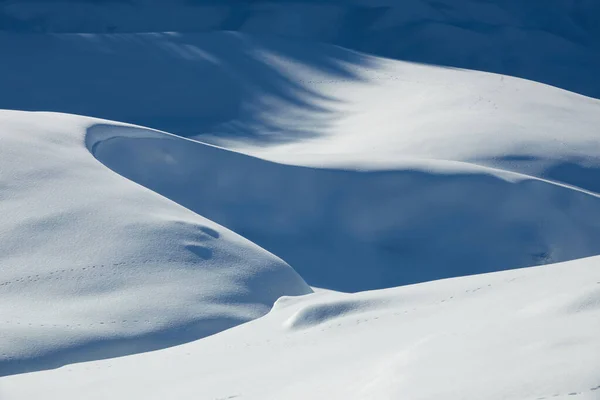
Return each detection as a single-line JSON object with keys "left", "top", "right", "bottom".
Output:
{"left": 1, "top": 29, "right": 600, "bottom": 145}
{"left": 0, "top": 111, "right": 311, "bottom": 376}
{"left": 0, "top": 1, "right": 599, "bottom": 396}
{"left": 283, "top": 299, "right": 381, "bottom": 330}
{"left": 1, "top": 1, "right": 599, "bottom": 97}
{"left": 0, "top": 31, "right": 370, "bottom": 139}
{"left": 3, "top": 256, "right": 599, "bottom": 400}
{"left": 2, "top": 31, "right": 600, "bottom": 376}
{"left": 87, "top": 121, "right": 600, "bottom": 292}
{"left": 83, "top": 52, "right": 600, "bottom": 292}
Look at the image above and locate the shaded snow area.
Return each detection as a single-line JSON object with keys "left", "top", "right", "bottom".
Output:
{"left": 0, "top": 0, "right": 599, "bottom": 398}
{"left": 1, "top": 0, "right": 600, "bottom": 97}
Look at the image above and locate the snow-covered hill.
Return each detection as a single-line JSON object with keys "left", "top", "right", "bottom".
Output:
{"left": 1, "top": 47, "right": 600, "bottom": 375}
{"left": 2, "top": 27, "right": 600, "bottom": 376}
{"left": 1, "top": 0, "right": 599, "bottom": 397}
{"left": 72, "top": 36, "right": 600, "bottom": 292}
{"left": 0, "top": 111, "right": 311, "bottom": 375}
{"left": 3, "top": 256, "right": 599, "bottom": 399}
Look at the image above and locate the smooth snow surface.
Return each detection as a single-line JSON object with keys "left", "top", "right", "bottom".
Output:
{"left": 1, "top": 0, "right": 600, "bottom": 396}
{"left": 2, "top": 30, "right": 600, "bottom": 375}
{"left": 0, "top": 111, "right": 311, "bottom": 375}
{"left": 90, "top": 117, "right": 600, "bottom": 293}
{"left": 2, "top": 30, "right": 600, "bottom": 292}
{"left": 3, "top": 257, "right": 599, "bottom": 399}
{"left": 2, "top": 0, "right": 600, "bottom": 97}
{"left": 72, "top": 36, "right": 600, "bottom": 293}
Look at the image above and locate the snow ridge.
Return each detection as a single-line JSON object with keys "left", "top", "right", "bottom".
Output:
{"left": 0, "top": 1, "right": 599, "bottom": 397}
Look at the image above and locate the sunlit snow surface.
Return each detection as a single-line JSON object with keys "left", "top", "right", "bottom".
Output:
{"left": 1, "top": 1, "right": 600, "bottom": 397}
{"left": 3, "top": 258, "right": 599, "bottom": 399}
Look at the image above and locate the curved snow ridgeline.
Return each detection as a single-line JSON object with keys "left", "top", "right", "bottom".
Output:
{"left": 4, "top": 255, "right": 600, "bottom": 400}
{"left": 0, "top": 4, "right": 599, "bottom": 389}
{"left": 1, "top": 29, "right": 600, "bottom": 376}
{"left": 88, "top": 123, "right": 600, "bottom": 293}
{"left": 77, "top": 39, "right": 600, "bottom": 293}
{"left": 0, "top": 111, "right": 311, "bottom": 376}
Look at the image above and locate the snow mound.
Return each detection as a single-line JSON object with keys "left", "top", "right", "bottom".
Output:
{"left": 0, "top": 111, "right": 311, "bottom": 376}
{"left": 283, "top": 299, "right": 379, "bottom": 330}
{"left": 3, "top": 256, "right": 599, "bottom": 400}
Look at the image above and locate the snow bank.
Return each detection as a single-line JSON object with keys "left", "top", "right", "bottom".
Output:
{"left": 3, "top": 256, "right": 599, "bottom": 399}
{"left": 0, "top": 111, "right": 311, "bottom": 376}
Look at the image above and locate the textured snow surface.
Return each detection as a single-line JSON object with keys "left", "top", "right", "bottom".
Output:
{"left": 2, "top": 30, "right": 600, "bottom": 291}
{"left": 2, "top": 33, "right": 600, "bottom": 377}
{"left": 2, "top": 257, "right": 599, "bottom": 399}
{"left": 1, "top": 0, "right": 600, "bottom": 396}
{"left": 0, "top": 112, "right": 311, "bottom": 375}
{"left": 74, "top": 37, "right": 600, "bottom": 293}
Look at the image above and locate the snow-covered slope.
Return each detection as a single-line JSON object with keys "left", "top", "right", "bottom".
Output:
{"left": 90, "top": 120, "right": 600, "bottom": 293}
{"left": 2, "top": 0, "right": 599, "bottom": 97}
{"left": 0, "top": 111, "right": 311, "bottom": 376}
{"left": 77, "top": 38, "right": 600, "bottom": 292}
{"left": 3, "top": 256, "right": 599, "bottom": 400}
{"left": 1, "top": 0, "right": 599, "bottom": 394}
{"left": 1, "top": 28, "right": 600, "bottom": 297}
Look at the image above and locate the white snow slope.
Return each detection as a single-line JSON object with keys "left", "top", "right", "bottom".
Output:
{"left": 0, "top": 111, "right": 311, "bottom": 375}
{"left": 2, "top": 31, "right": 600, "bottom": 292}
{"left": 3, "top": 257, "right": 600, "bottom": 399}
{"left": 1, "top": 1, "right": 600, "bottom": 398}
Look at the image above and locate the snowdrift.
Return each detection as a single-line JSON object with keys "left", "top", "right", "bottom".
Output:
{"left": 0, "top": 111, "right": 311, "bottom": 376}
{"left": 3, "top": 256, "right": 599, "bottom": 399}
{"left": 71, "top": 36, "right": 600, "bottom": 293}
{"left": 1, "top": 3, "right": 599, "bottom": 388}
{"left": 2, "top": 30, "right": 600, "bottom": 294}
{"left": 89, "top": 123, "right": 600, "bottom": 293}
{"left": 0, "top": 31, "right": 370, "bottom": 137}
{"left": 1, "top": 30, "right": 599, "bottom": 184}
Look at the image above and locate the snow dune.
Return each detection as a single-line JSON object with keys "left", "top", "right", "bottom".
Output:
{"left": 77, "top": 39, "right": 600, "bottom": 292}
{"left": 0, "top": 1, "right": 599, "bottom": 394}
{"left": 90, "top": 122, "right": 600, "bottom": 293}
{"left": 0, "top": 111, "right": 311, "bottom": 376}
{"left": 2, "top": 30, "right": 600, "bottom": 376}
{"left": 3, "top": 256, "right": 599, "bottom": 399}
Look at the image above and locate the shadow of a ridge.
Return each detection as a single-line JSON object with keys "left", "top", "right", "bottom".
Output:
{"left": 0, "top": 31, "right": 371, "bottom": 144}
{"left": 479, "top": 155, "right": 600, "bottom": 195}
{"left": 86, "top": 124, "right": 600, "bottom": 293}
{"left": 1, "top": 1, "right": 599, "bottom": 98}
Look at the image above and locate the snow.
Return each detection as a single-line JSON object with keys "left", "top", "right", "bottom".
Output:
{"left": 1, "top": 0, "right": 600, "bottom": 398}
{"left": 77, "top": 40, "right": 600, "bottom": 293}
{"left": 88, "top": 116, "right": 600, "bottom": 293}
{"left": 2, "top": 257, "right": 599, "bottom": 399}
{"left": 0, "top": 111, "right": 311, "bottom": 375}
{"left": 2, "top": 29, "right": 600, "bottom": 293}
{"left": 2, "top": 1, "right": 599, "bottom": 97}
